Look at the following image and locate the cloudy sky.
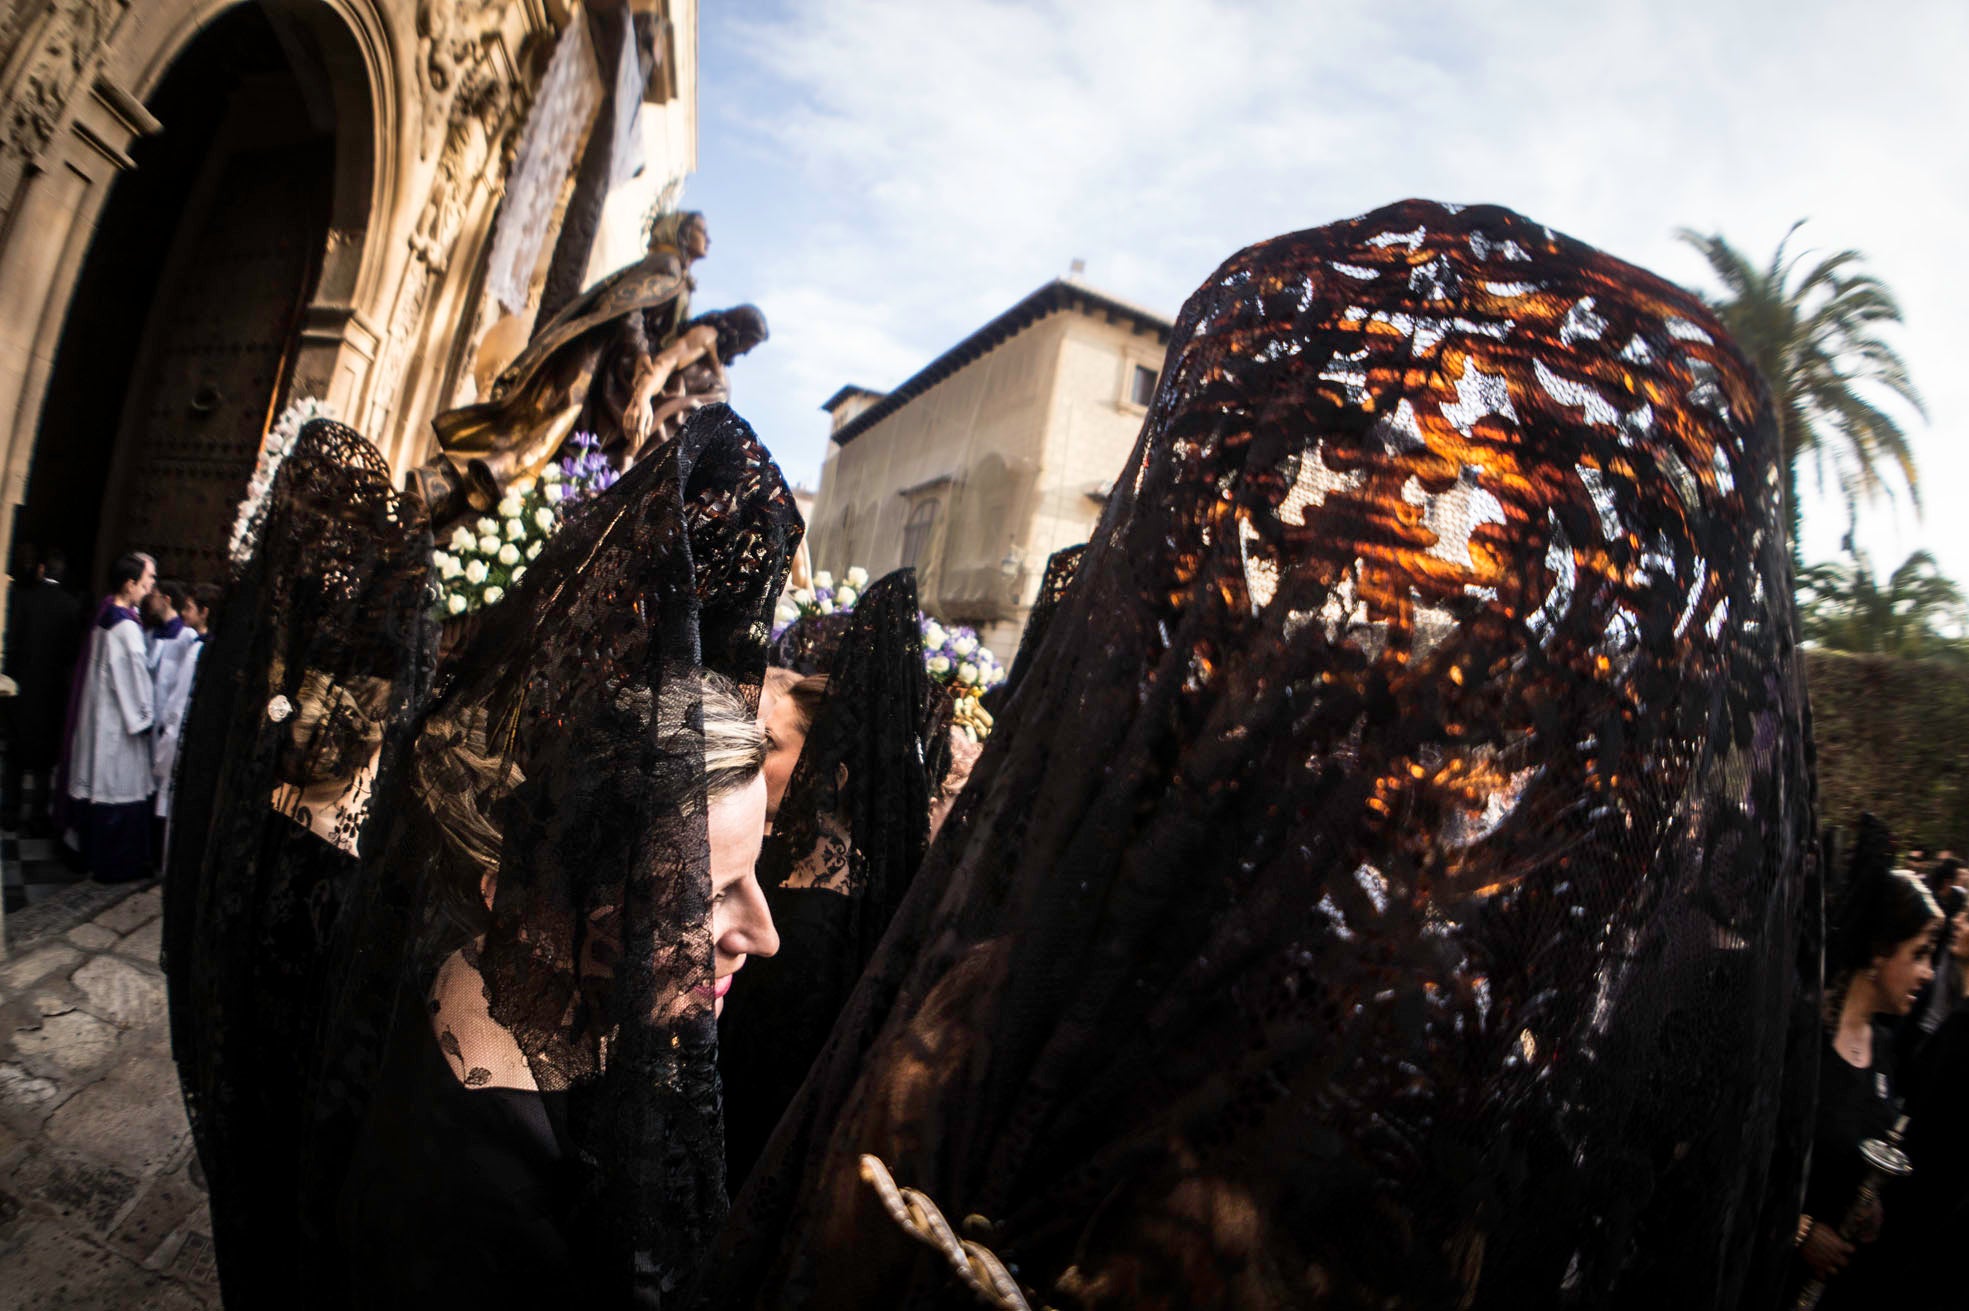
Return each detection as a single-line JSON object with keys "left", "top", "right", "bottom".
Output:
{"left": 686, "top": 0, "right": 1966, "bottom": 585}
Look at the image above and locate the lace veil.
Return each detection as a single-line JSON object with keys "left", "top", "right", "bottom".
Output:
{"left": 720, "top": 567, "right": 938, "bottom": 1188}
{"left": 703, "top": 200, "right": 1819, "bottom": 1309}
{"left": 984, "top": 542, "right": 1085, "bottom": 717}
{"left": 162, "top": 418, "right": 436, "bottom": 1306}
{"left": 305, "top": 404, "right": 800, "bottom": 1301}
{"left": 768, "top": 609, "right": 854, "bottom": 675}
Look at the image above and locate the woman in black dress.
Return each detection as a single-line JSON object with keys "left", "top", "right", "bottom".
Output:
{"left": 305, "top": 405, "right": 802, "bottom": 1307}
{"left": 721, "top": 569, "right": 939, "bottom": 1191}
{"left": 336, "top": 673, "right": 778, "bottom": 1305}
{"left": 164, "top": 419, "right": 434, "bottom": 1309}
{"left": 1880, "top": 886, "right": 1969, "bottom": 1297}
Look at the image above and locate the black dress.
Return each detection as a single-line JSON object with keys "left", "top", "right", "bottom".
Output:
{"left": 339, "top": 994, "right": 590, "bottom": 1306}
{"left": 163, "top": 420, "right": 434, "bottom": 1310}
{"left": 1873, "top": 997, "right": 1969, "bottom": 1298}
{"left": 1799, "top": 1024, "right": 1898, "bottom": 1307}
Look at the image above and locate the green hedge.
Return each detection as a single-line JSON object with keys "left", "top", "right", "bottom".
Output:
{"left": 1806, "top": 649, "right": 1969, "bottom": 851}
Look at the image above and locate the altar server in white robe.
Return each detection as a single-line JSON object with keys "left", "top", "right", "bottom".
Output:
{"left": 68, "top": 551, "right": 157, "bottom": 883}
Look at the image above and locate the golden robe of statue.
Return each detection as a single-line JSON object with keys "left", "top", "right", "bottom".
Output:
{"left": 423, "top": 211, "right": 708, "bottom": 514}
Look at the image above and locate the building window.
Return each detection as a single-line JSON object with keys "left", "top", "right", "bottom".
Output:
{"left": 1129, "top": 363, "right": 1158, "bottom": 407}
{"left": 901, "top": 498, "right": 940, "bottom": 567}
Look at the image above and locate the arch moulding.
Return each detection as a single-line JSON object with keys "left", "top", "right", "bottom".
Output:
{"left": 0, "top": 0, "right": 411, "bottom": 599}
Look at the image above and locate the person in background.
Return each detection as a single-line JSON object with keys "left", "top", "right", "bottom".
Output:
{"left": 147, "top": 578, "right": 191, "bottom": 679}
{"left": 1795, "top": 827, "right": 1942, "bottom": 1306}
{"left": 140, "top": 576, "right": 173, "bottom": 667}
{"left": 1878, "top": 882, "right": 1969, "bottom": 1295}
{"left": 152, "top": 583, "right": 219, "bottom": 860}
{"left": 4, "top": 546, "right": 82, "bottom": 834}
{"left": 66, "top": 551, "right": 157, "bottom": 883}
{"left": 1920, "top": 854, "right": 1962, "bottom": 902}
{"left": 182, "top": 582, "right": 221, "bottom": 638}
{"left": 758, "top": 667, "right": 828, "bottom": 830}
{"left": 144, "top": 579, "right": 198, "bottom": 866}
{"left": 1901, "top": 884, "right": 1967, "bottom": 1078}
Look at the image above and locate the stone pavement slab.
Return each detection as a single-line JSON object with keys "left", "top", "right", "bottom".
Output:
{"left": 0, "top": 881, "right": 217, "bottom": 1307}
{"left": 11, "top": 1008, "right": 118, "bottom": 1076}
{"left": 115, "top": 918, "right": 164, "bottom": 965}
{"left": 1, "top": 945, "right": 81, "bottom": 994}
{"left": 90, "top": 891, "right": 161, "bottom": 938}
{"left": 70, "top": 956, "right": 168, "bottom": 1030}
{"left": 66, "top": 923, "right": 118, "bottom": 952}
{"left": 43, "top": 1058, "right": 188, "bottom": 1177}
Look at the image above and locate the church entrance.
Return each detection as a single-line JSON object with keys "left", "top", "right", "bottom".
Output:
{"left": 10, "top": 4, "right": 337, "bottom": 591}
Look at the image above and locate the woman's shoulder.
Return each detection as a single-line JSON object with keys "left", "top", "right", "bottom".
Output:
{"left": 429, "top": 948, "right": 541, "bottom": 1093}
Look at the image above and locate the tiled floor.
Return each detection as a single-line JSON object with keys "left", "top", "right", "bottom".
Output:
{"left": 3, "top": 768, "right": 97, "bottom": 916}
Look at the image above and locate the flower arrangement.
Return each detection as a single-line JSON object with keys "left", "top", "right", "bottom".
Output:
{"left": 917, "top": 615, "right": 1005, "bottom": 696}
{"left": 229, "top": 395, "right": 335, "bottom": 570}
{"left": 774, "top": 564, "right": 870, "bottom": 628}
{"left": 773, "top": 564, "right": 1007, "bottom": 740}
{"left": 429, "top": 432, "right": 619, "bottom": 618}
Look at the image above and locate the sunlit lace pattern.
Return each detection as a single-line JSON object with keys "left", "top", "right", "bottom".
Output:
{"left": 705, "top": 201, "right": 1819, "bottom": 1310}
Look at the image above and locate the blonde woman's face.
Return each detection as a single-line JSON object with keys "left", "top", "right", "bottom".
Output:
{"left": 703, "top": 773, "right": 776, "bottom": 1017}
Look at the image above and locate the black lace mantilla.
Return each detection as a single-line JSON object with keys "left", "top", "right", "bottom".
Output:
{"left": 308, "top": 404, "right": 801, "bottom": 1303}
{"left": 767, "top": 610, "right": 853, "bottom": 676}
{"left": 702, "top": 200, "right": 1819, "bottom": 1309}
{"left": 984, "top": 542, "right": 1084, "bottom": 718}
{"left": 164, "top": 418, "right": 435, "bottom": 1307}
{"left": 721, "top": 568, "right": 938, "bottom": 1189}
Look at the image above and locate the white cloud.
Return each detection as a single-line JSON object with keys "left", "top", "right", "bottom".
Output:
{"left": 690, "top": 0, "right": 1967, "bottom": 580}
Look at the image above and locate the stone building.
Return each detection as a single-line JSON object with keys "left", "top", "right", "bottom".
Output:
{"left": 0, "top": 0, "right": 696, "bottom": 606}
{"left": 807, "top": 278, "right": 1171, "bottom": 652}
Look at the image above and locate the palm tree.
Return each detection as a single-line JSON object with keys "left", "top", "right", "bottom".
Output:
{"left": 1677, "top": 222, "right": 1925, "bottom": 570}
{"left": 1798, "top": 547, "right": 1967, "bottom": 662}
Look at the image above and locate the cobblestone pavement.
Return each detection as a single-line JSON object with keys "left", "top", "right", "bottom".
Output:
{"left": 0, "top": 883, "right": 220, "bottom": 1308}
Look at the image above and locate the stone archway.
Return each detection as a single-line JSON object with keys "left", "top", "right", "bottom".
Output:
{"left": 4, "top": 2, "right": 383, "bottom": 589}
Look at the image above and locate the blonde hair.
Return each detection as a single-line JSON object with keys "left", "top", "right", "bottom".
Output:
{"left": 699, "top": 670, "right": 766, "bottom": 802}
{"left": 420, "top": 669, "right": 763, "bottom": 925}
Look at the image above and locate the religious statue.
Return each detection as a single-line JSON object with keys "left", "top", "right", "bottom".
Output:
{"left": 417, "top": 210, "right": 737, "bottom": 519}
{"left": 625, "top": 303, "right": 769, "bottom": 458}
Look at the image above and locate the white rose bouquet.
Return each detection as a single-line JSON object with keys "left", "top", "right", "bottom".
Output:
{"left": 429, "top": 431, "right": 618, "bottom": 619}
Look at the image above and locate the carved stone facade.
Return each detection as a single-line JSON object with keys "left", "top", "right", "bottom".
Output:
{"left": 0, "top": 0, "right": 697, "bottom": 608}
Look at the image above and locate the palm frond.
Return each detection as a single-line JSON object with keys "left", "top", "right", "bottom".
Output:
{"left": 1676, "top": 218, "right": 1926, "bottom": 548}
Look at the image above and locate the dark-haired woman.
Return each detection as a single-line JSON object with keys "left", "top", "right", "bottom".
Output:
{"left": 1797, "top": 868, "right": 1942, "bottom": 1304}
{"left": 1873, "top": 887, "right": 1969, "bottom": 1297}
{"left": 759, "top": 667, "right": 828, "bottom": 828}
{"left": 1900, "top": 885, "right": 1967, "bottom": 1078}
